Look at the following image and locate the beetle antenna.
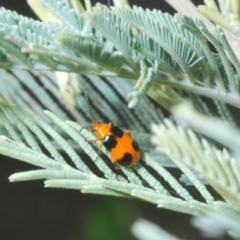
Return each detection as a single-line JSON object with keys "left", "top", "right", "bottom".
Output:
{"left": 83, "top": 89, "right": 95, "bottom": 123}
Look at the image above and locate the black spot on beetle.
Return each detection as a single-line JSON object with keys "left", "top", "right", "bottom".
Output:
{"left": 132, "top": 140, "right": 140, "bottom": 152}
{"left": 111, "top": 125, "right": 124, "bottom": 138}
{"left": 118, "top": 153, "right": 133, "bottom": 166}
{"left": 102, "top": 134, "right": 117, "bottom": 150}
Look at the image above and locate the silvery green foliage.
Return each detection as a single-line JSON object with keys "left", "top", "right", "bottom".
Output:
{"left": 192, "top": 211, "right": 240, "bottom": 238}
{"left": 0, "top": 86, "right": 239, "bottom": 237}
{"left": 0, "top": 1, "right": 240, "bottom": 239}
{"left": 0, "top": 2, "right": 239, "bottom": 108}
{"left": 132, "top": 219, "right": 183, "bottom": 240}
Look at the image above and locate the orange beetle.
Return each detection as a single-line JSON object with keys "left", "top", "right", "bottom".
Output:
{"left": 91, "top": 122, "right": 140, "bottom": 167}
{"left": 84, "top": 90, "right": 140, "bottom": 167}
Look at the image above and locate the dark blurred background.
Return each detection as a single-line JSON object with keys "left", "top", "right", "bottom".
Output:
{"left": 0, "top": 1, "right": 228, "bottom": 240}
